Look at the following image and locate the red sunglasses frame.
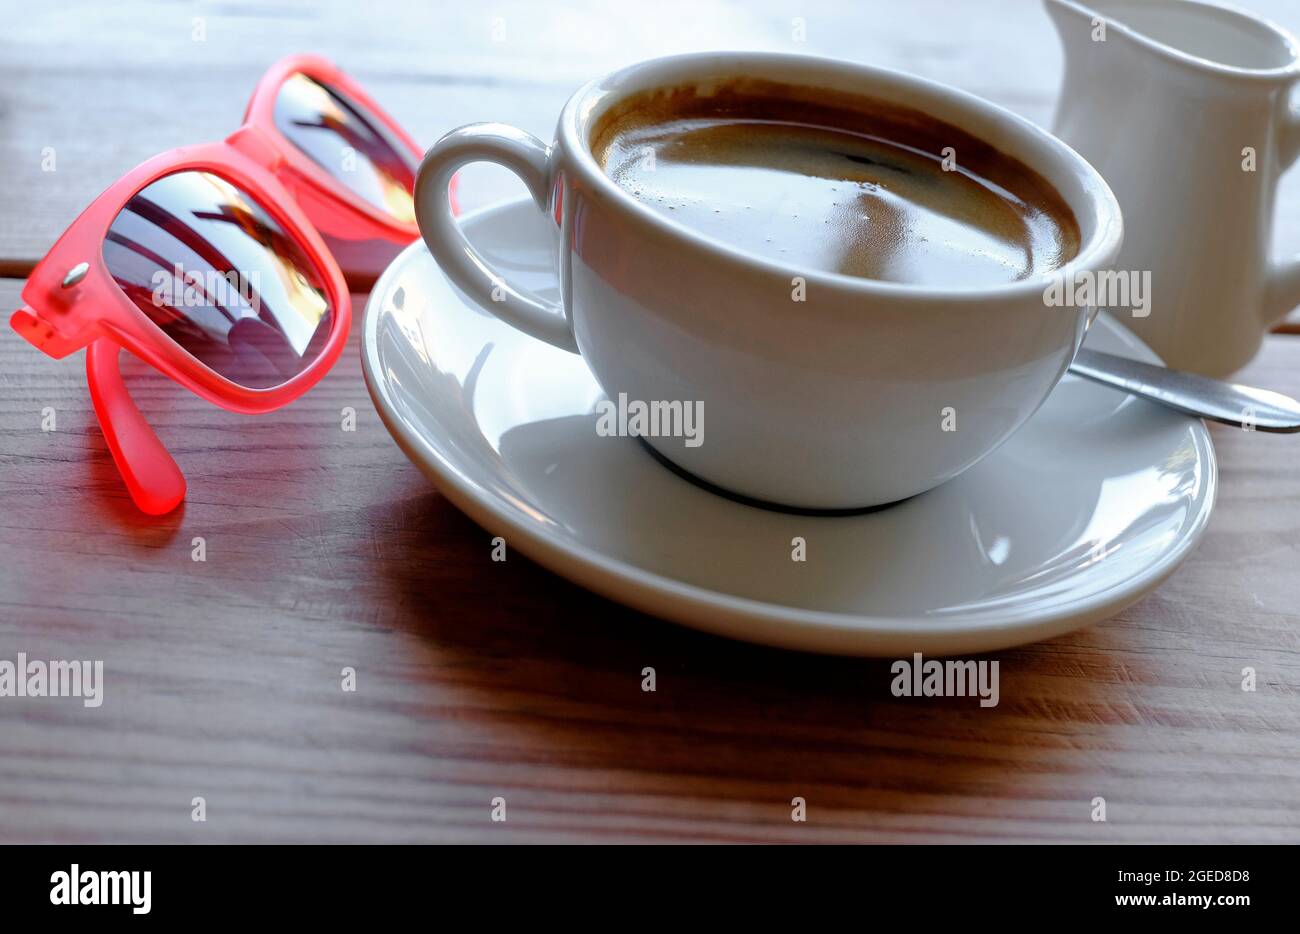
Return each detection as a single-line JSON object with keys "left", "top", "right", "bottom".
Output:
{"left": 11, "top": 55, "right": 430, "bottom": 515}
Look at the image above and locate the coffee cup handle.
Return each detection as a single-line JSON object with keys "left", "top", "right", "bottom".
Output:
{"left": 414, "top": 123, "right": 578, "bottom": 353}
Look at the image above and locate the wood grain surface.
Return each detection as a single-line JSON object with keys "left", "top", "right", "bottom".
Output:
{"left": 1, "top": 0, "right": 1299, "bottom": 844}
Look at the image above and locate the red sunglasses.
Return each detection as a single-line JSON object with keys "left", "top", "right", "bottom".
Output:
{"left": 11, "top": 55, "right": 442, "bottom": 515}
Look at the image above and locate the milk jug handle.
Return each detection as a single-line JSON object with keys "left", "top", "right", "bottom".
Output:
{"left": 1264, "top": 102, "right": 1300, "bottom": 324}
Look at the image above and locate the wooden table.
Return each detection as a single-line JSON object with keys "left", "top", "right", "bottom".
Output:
{"left": 2, "top": 0, "right": 1298, "bottom": 844}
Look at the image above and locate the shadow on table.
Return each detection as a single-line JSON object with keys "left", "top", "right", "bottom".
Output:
{"left": 374, "top": 493, "right": 1128, "bottom": 835}
{"left": 79, "top": 408, "right": 187, "bottom": 542}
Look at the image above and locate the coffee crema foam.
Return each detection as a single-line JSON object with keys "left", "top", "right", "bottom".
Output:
{"left": 592, "top": 80, "right": 1081, "bottom": 286}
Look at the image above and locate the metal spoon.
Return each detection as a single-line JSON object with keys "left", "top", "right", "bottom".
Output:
{"left": 1068, "top": 349, "right": 1300, "bottom": 432}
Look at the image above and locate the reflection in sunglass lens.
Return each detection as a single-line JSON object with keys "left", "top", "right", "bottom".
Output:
{"left": 103, "top": 170, "right": 334, "bottom": 390}
{"left": 274, "top": 72, "right": 417, "bottom": 222}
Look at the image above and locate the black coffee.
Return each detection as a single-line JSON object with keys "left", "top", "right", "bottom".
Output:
{"left": 592, "top": 80, "right": 1080, "bottom": 286}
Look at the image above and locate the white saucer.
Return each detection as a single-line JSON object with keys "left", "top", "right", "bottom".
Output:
{"left": 362, "top": 198, "right": 1217, "bottom": 656}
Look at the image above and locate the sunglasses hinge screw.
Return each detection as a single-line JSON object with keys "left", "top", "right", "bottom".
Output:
{"left": 61, "top": 262, "right": 90, "bottom": 289}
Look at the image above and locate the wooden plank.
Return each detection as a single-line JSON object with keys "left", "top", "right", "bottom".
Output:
{"left": 0, "top": 72, "right": 570, "bottom": 273}
{"left": 1, "top": 273, "right": 1298, "bottom": 843}
{"left": 5, "top": 0, "right": 1299, "bottom": 274}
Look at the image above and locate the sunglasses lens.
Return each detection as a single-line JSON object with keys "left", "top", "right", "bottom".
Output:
{"left": 104, "top": 170, "right": 334, "bottom": 390}
{"left": 274, "top": 72, "right": 416, "bottom": 222}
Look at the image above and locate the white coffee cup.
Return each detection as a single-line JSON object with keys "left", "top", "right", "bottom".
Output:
{"left": 415, "top": 52, "right": 1122, "bottom": 510}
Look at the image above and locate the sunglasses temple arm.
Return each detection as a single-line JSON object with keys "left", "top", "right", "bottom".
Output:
{"left": 86, "top": 339, "right": 186, "bottom": 515}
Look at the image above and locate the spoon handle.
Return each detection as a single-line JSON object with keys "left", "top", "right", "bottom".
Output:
{"left": 1068, "top": 348, "right": 1300, "bottom": 433}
